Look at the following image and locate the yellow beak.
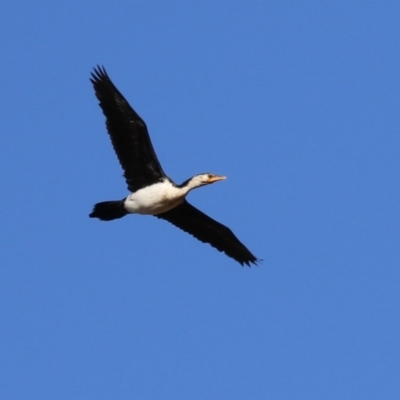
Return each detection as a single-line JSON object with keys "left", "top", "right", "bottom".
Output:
{"left": 207, "top": 175, "right": 227, "bottom": 183}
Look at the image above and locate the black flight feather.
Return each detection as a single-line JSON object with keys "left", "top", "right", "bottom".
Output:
{"left": 156, "top": 200, "right": 258, "bottom": 266}
{"left": 90, "top": 66, "right": 166, "bottom": 192}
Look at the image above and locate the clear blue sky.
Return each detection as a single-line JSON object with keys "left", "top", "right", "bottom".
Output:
{"left": 1, "top": 1, "right": 399, "bottom": 399}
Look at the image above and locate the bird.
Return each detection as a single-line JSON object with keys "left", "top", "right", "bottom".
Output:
{"left": 89, "top": 66, "right": 258, "bottom": 266}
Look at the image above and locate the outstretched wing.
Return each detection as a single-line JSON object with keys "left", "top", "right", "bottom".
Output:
{"left": 91, "top": 66, "right": 166, "bottom": 192}
{"left": 155, "top": 200, "right": 258, "bottom": 266}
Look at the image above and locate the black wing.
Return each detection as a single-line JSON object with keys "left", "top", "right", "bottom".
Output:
{"left": 91, "top": 66, "right": 166, "bottom": 192}
{"left": 156, "top": 200, "right": 258, "bottom": 266}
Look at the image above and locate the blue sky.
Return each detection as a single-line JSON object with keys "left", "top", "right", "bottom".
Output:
{"left": 1, "top": 1, "right": 399, "bottom": 399}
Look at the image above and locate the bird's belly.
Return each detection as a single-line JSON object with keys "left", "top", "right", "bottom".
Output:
{"left": 124, "top": 184, "right": 184, "bottom": 215}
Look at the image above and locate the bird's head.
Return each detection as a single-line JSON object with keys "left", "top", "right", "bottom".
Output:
{"left": 186, "top": 173, "right": 227, "bottom": 190}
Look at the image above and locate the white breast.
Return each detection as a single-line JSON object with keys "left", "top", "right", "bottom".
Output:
{"left": 124, "top": 180, "right": 185, "bottom": 215}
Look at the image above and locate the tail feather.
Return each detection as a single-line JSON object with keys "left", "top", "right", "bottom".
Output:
{"left": 89, "top": 200, "right": 127, "bottom": 221}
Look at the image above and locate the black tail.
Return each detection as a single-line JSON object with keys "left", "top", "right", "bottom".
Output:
{"left": 89, "top": 200, "right": 128, "bottom": 221}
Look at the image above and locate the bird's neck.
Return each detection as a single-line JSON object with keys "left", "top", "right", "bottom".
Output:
{"left": 177, "top": 177, "right": 203, "bottom": 196}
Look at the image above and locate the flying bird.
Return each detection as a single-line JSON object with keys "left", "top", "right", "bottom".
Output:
{"left": 89, "top": 66, "right": 258, "bottom": 266}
